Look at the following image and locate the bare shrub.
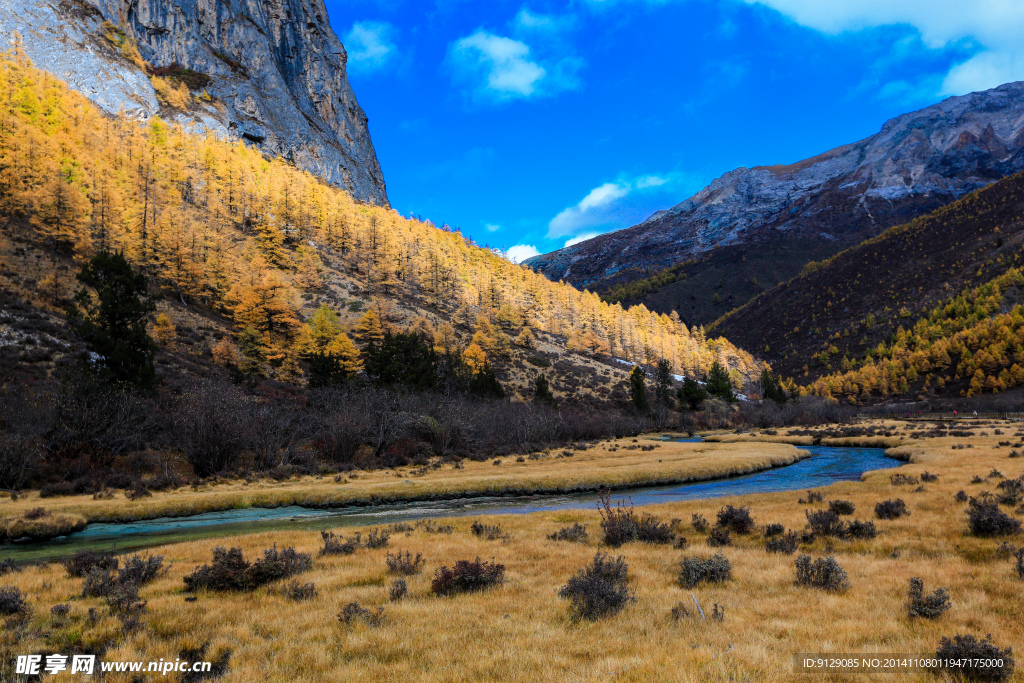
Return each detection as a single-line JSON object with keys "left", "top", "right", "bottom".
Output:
{"left": 385, "top": 551, "right": 424, "bottom": 575}
{"left": 763, "top": 523, "right": 785, "bottom": 537}
{"left": 0, "top": 586, "right": 28, "bottom": 616}
{"left": 63, "top": 550, "right": 118, "bottom": 577}
{"left": 907, "top": 578, "right": 950, "bottom": 619}
{"left": 558, "top": 552, "right": 633, "bottom": 620}
{"left": 967, "top": 498, "right": 1022, "bottom": 537}
{"left": 875, "top": 499, "right": 909, "bottom": 520}
{"left": 548, "top": 523, "right": 588, "bottom": 542}
{"left": 691, "top": 514, "right": 709, "bottom": 533}
{"left": 320, "top": 530, "right": 360, "bottom": 556}
{"left": 117, "top": 554, "right": 164, "bottom": 587}
{"left": 636, "top": 515, "right": 675, "bottom": 544}
{"left": 794, "top": 555, "right": 849, "bottom": 592}
{"left": 338, "top": 602, "right": 384, "bottom": 627}
{"left": 766, "top": 531, "right": 798, "bottom": 554}
{"left": 707, "top": 527, "right": 732, "bottom": 547}
{"left": 598, "top": 492, "right": 638, "bottom": 547}
{"left": 284, "top": 581, "right": 317, "bottom": 601}
{"left": 934, "top": 634, "right": 1014, "bottom": 681}
{"left": 798, "top": 491, "right": 823, "bottom": 504}
{"left": 431, "top": 558, "right": 505, "bottom": 595}
{"left": 828, "top": 500, "right": 856, "bottom": 516}
{"left": 389, "top": 578, "right": 408, "bottom": 601}
{"left": 679, "top": 553, "right": 732, "bottom": 588}
{"left": 365, "top": 529, "right": 391, "bottom": 549}
{"left": 183, "top": 545, "right": 311, "bottom": 592}
{"left": 716, "top": 505, "right": 755, "bottom": 534}
{"left": 470, "top": 521, "right": 505, "bottom": 540}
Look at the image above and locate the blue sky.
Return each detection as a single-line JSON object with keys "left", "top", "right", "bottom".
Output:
{"left": 323, "top": 0, "right": 1024, "bottom": 262}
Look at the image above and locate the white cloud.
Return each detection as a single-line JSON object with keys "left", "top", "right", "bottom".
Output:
{"left": 739, "top": 0, "right": 1024, "bottom": 94}
{"left": 484, "top": 223, "right": 501, "bottom": 232}
{"left": 506, "top": 244, "right": 541, "bottom": 263}
{"left": 548, "top": 174, "right": 694, "bottom": 240}
{"left": 447, "top": 27, "right": 582, "bottom": 103}
{"left": 344, "top": 22, "right": 398, "bottom": 75}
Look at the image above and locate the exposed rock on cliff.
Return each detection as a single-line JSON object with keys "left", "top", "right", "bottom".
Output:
{"left": 0, "top": 0, "right": 388, "bottom": 205}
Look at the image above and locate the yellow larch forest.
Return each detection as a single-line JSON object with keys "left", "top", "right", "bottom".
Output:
{"left": 0, "top": 49, "right": 761, "bottom": 386}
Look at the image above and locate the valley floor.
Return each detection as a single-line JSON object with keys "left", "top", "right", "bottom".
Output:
{"left": 2, "top": 422, "right": 1023, "bottom": 681}
{"left": 0, "top": 439, "right": 805, "bottom": 532}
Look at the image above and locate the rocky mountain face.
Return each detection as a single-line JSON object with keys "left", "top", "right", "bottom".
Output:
{"left": 0, "top": 0, "right": 388, "bottom": 205}
{"left": 525, "top": 82, "right": 1024, "bottom": 288}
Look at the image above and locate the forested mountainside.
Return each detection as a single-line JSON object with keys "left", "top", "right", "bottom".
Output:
{"left": 526, "top": 81, "right": 1024, "bottom": 327}
{"left": 0, "top": 0, "right": 387, "bottom": 203}
{"left": 710, "top": 170, "right": 1024, "bottom": 401}
{"left": 0, "top": 51, "right": 762, "bottom": 404}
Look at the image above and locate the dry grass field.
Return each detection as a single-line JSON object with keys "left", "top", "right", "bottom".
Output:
{"left": 1, "top": 421, "right": 1023, "bottom": 682}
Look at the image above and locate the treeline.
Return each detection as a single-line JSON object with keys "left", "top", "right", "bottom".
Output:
{"left": 0, "top": 49, "right": 760, "bottom": 386}
{"left": 804, "top": 269, "right": 1024, "bottom": 400}
{"left": 0, "top": 374, "right": 649, "bottom": 494}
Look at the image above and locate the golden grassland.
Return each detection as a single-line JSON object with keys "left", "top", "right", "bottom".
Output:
{"left": 0, "top": 439, "right": 807, "bottom": 529}
{"left": 2, "top": 421, "right": 1023, "bottom": 682}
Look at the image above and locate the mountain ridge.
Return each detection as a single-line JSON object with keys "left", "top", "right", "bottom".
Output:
{"left": 525, "top": 82, "right": 1024, "bottom": 315}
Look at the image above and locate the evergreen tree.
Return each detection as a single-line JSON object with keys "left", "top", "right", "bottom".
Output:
{"left": 629, "top": 365, "right": 650, "bottom": 412}
{"left": 534, "top": 373, "right": 556, "bottom": 406}
{"left": 655, "top": 358, "right": 675, "bottom": 407}
{"left": 705, "top": 361, "right": 735, "bottom": 403}
{"left": 469, "top": 361, "right": 505, "bottom": 399}
{"left": 760, "top": 369, "right": 787, "bottom": 403}
{"left": 70, "top": 251, "right": 157, "bottom": 389}
{"left": 678, "top": 376, "right": 707, "bottom": 411}
{"left": 364, "top": 332, "right": 437, "bottom": 389}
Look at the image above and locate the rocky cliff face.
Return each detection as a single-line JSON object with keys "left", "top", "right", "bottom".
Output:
{"left": 526, "top": 82, "right": 1024, "bottom": 286}
{"left": 0, "top": 0, "right": 388, "bottom": 205}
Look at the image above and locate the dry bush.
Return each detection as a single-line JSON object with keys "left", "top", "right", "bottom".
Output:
{"left": 766, "top": 531, "right": 798, "bottom": 554}
{"left": 431, "top": 558, "right": 505, "bottom": 595}
{"left": 794, "top": 555, "right": 849, "bottom": 592}
{"left": 63, "top": 550, "right": 118, "bottom": 578}
{"left": 906, "top": 578, "right": 951, "bottom": 619}
{"left": 183, "top": 546, "right": 311, "bottom": 592}
{"left": 548, "top": 523, "right": 588, "bottom": 542}
{"left": 678, "top": 553, "right": 732, "bottom": 588}
{"left": 875, "top": 499, "right": 909, "bottom": 520}
{"left": 558, "top": 552, "right": 633, "bottom": 621}
{"left": 828, "top": 500, "right": 856, "bottom": 516}
{"left": 967, "top": 498, "right": 1022, "bottom": 537}
{"left": 338, "top": 602, "right": 384, "bottom": 627}
{"left": 385, "top": 551, "right": 424, "bottom": 575}
{"left": 716, "top": 505, "right": 755, "bottom": 534}
{"left": 471, "top": 521, "right": 505, "bottom": 541}
{"left": 934, "top": 634, "right": 1014, "bottom": 681}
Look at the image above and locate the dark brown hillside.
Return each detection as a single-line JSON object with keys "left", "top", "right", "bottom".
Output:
{"left": 711, "top": 171, "right": 1024, "bottom": 381}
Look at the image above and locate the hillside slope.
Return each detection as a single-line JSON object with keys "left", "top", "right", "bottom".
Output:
{"left": 711, "top": 170, "right": 1024, "bottom": 394}
{"left": 0, "top": 0, "right": 388, "bottom": 203}
{"left": 0, "top": 52, "right": 762, "bottom": 403}
{"left": 526, "top": 82, "right": 1024, "bottom": 325}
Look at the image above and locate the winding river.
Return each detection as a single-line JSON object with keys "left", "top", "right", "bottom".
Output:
{"left": 1, "top": 442, "right": 902, "bottom": 563}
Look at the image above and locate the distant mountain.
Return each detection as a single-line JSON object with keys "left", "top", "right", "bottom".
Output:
{"left": 712, "top": 169, "right": 1024, "bottom": 393}
{"left": 525, "top": 82, "right": 1024, "bottom": 325}
{"left": 0, "top": 0, "right": 388, "bottom": 204}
